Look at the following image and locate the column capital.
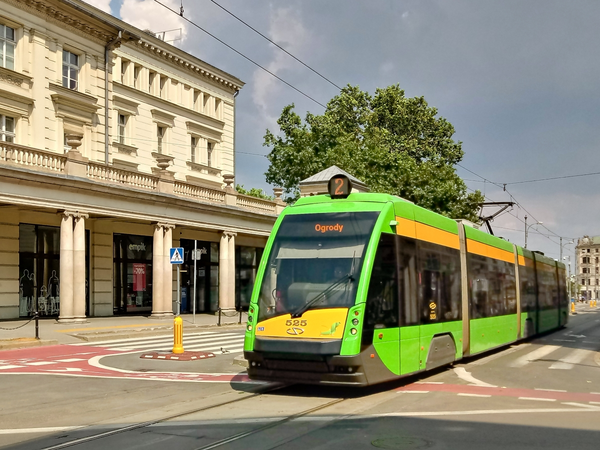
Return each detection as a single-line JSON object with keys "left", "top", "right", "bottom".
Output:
{"left": 61, "top": 210, "right": 89, "bottom": 219}
{"left": 157, "top": 222, "right": 176, "bottom": 230}
{"left": 221, "top": 230, "right": 237, "bottom": 238}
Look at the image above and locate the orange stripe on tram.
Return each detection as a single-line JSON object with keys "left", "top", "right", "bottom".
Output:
{"left": 467, "top": 239, "right": 514, "bottom": 263}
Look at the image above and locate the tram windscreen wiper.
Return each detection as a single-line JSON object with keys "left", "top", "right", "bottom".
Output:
{"left": 290, "top": 273, "right": 353, "bottom": 318}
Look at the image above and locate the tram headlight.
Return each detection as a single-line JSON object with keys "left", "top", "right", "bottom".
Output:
{"left": 247, "top": 325, "right": 253, "bottom": 331}
{"left": 352, "top": 318, "right": 359, "bottom": 326}
{"left": 350, "top": 328, "right": 357, "bottom": 335}
{"left": 248, "top": 316, "right": 253, "bottom": 323}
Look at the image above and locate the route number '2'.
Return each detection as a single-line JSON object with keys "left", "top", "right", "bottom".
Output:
{"left": 286, "top": 319, "right": 307, "bottom": 326}
{"left": 328, "top": 174, "right": 352, "bottom": 199}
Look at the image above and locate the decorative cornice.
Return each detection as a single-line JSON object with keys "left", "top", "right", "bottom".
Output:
{"left": 132, "top": 40, "right": 243, "bottom": 93}
{"left": 49, "top": 82, "right": 100, "bottom": 115}
{"left": 10, "top": 0, "right": 118, "bottom": 45}
{"left": 0, "top": 67, "right": 33, "bottom": 88}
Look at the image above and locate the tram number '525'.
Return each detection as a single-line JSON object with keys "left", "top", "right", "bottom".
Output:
{"left": 286, "top": 319, "right": 307, "bottom": 326}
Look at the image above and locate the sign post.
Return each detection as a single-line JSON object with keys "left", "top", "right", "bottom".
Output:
{"left": 169, "top": 247, "right": 184, "bottom": 315}
{"left": 193, "top": 240, "right": 197, "bottom": 324}
{"left": 170, "top": 247, "right": 184, "bottom": 354}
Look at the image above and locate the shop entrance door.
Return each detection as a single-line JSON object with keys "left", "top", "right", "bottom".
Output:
{"left": 180, "top": 240, "right": 219, "bottom": 314}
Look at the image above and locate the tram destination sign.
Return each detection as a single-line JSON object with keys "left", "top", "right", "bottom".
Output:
{"left": 328, "top": 174, "right": 352, "bottom": 199}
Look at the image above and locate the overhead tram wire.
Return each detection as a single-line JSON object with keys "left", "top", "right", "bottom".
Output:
{"left": 459, "top": 163, "right": 565, "bottom": 247}
{"left": 208, "top": 0, "right": 343, "bottom": 91}
{"left": 153, "top": 0, "right": 328, "bottom": 109}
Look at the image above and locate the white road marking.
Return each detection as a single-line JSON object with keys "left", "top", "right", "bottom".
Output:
{"left": 56, "top": 358, "right": 86, "bottom": 363}
{"left": 518, "top": 397, "right": 556, "bottom": 402}
{"left": 470, "top": 344, "right": 527, "bottom": 366}
{"left": 0, "top": 365, "right": 24, "bottom": 370}
{"left": 70, "top": 331, "right": 224, "bottom": 346}
{"left": 562, "top": 402, "right": 600, "bottom": 409}
{"left": 549, "top": 348, "right": 590, "bottom": 370}
{"left": 415, "top": 381, "right": 444, "bottom": 385}
{"left": 534, "top": 388, "right": 567, "bottom": 393}
{"left": 47, "top": 368, "right": 83, "bottom": 372}
{"left": 26, "top": 361, "right": 57, "bottom": 366}
{"left": 398, "top": 390, "right": 429, "bottom": 394}
{"left": 453, "top": 367, "right": 496, "bottom": 387}
{"left": 376, "top": 408, "right": 600, "bottom": 417}
{"left": 509, "top": 345, "right": 560, "bottom": 368}
{"left": 0, "top": 426, "right": 83, "bottom": 435}
{"left": 457, "top": 393, "right": 491, "bottom": 398}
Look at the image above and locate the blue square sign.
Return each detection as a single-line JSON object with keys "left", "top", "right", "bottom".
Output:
{"left": 169, "top": 247, "right": 184, "bottom": 264}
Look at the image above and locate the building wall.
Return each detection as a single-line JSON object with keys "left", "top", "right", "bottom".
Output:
{"left": 0, "top": 208, "right": 19, "bottom": 319}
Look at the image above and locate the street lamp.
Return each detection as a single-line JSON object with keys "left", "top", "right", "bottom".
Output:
{"left": 524, "top": 215, "right": 543, "bottom": 249}
{"left": 563, "top": 256, "right": 572, "bottom": 300}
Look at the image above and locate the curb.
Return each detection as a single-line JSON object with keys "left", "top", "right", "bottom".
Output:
{"left": 0, "top": 339, "right": 59, "bottom": 351}
{"left": 233, "top": 355, "right": 248, "bottom": 368}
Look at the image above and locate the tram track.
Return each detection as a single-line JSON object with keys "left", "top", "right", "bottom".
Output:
{"left": 38, "top": 384, "right": 349, "bottom": 450}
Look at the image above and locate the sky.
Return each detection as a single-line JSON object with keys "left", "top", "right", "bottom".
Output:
{"left": 86, "top": 0, "right": 600, "bottom": 265}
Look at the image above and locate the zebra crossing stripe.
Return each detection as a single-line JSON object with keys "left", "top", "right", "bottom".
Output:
{"left": 509, "top": 345, "right": 560, "bottom": 367}
{"left": 106, "top": 335, "right": 244, "bottom": 351}
{"left": 70, "top": 331, "right": 233, "bottom": 347}
{"left": 549, "top": 348, "right": 591, "bottom": 370}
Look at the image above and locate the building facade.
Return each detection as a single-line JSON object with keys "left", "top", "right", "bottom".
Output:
{"left": 575, "top": 235, "right": 600, "bottom": 300}
{"left": 0, "top": 0, "right": 284, "bottom": 321}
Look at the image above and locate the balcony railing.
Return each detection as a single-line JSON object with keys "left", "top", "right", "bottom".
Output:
{"left": 0, "top": 143, "right": 66, "bottom": 173}
{"left": 0, "top": 142, "right": 283, "bottom": 215}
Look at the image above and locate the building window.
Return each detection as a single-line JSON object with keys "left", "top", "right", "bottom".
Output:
{"left": 190, "top": 136, "right": 197, "bottom": 163}
{"left": 134, "top": 65, "right": 141, "bottom": 89}
{"left": 118, "top": 114, "right": 128, "bottom": 144}
{"left": 62, "top": 50, "right": 79, "bottom": 90}
{"left": 159, "top": 76, "right": 167, "bottom": 99}
{"left": 149, "top": 71, "right": 156, "bottom": 94}
{"left": 157, "top": 126, "right": 165, "bottom": 153}
{"left": 0, "top": 115, "right": 15, "bottom": 142}
{"left": 120, "top": 59, "right": 128, "bottom": 84}
{"left": 207, "top": 141, "right": 213, "bottom": 167}
{"left": 0, "top": 24, "right": 15, "bottom": 70}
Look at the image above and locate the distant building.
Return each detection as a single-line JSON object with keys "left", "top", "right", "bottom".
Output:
{"left": 0, "top": 0, "right": 285, "bottom": 320}
{"left": 575, "top": 235, "right": 600, "bottom": 300}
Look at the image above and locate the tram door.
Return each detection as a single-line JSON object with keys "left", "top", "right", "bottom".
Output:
{"left": 397, "top": 237, "right": 420, "bottom": 375}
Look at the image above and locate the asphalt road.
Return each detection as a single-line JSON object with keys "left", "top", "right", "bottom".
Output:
{"left": 1, "top": 305, "right": 599, "bottom": 450}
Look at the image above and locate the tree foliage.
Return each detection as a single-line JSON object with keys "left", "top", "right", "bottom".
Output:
{"left": 264, "top": 84, "right": 484, "bottom": 222}
{"left": 235, "top": 184, "right": 274, "bottom": 201}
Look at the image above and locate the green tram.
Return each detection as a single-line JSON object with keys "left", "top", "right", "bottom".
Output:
{"left": 243, "top": 175, "right": 568, "bottom": 386}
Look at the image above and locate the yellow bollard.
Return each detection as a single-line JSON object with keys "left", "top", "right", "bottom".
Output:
{"left": 173, "top": 316, "right": 184, "bottom": 354}
{"left": 571, "top": 302, "right": 576, "bottom": 313}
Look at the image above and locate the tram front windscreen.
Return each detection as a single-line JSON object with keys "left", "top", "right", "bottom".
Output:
{"left": 257, "top": 211, "right": 379, "bottom": 322}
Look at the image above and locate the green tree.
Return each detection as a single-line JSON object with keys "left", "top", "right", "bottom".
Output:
{"left": 264, "top": 84, "right": 484, "bottom": 222}
{"left": 235, "top": 184, "right": 274, "bottom": 201}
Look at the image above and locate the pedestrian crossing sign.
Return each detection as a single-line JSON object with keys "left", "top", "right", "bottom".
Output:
{"left": 169, "top": 247, "right": 184, "bottom": 264}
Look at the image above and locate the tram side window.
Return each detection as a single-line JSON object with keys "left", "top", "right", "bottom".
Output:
{"left": 399, "top": 237, "right": 418, "bottom": 326}
{"left": 418, "top": 241, "right": 462, "bottom": 324}
{"left": 363, "top": 233, "right": 399, "bottom": 345}
{"left": 468, "top": 254, "right": 516, "bottom": 318}
{"left": 518, "top": 261, "right": 537, "bottom": 313}
{"left": 536, "top": 261, "right": 558, "bottom": 310}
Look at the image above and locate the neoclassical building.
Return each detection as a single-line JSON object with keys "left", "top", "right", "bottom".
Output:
{"left": 576, "top": 235, "right": 600, "bottom": 301}
{"left": 0, "top": 0, "right": 284, "bottom": 321}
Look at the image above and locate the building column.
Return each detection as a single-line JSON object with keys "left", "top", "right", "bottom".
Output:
{"left": 58, "top": 213, "right": 74, "bottom": 322}
{"left": 228, "top": 232, "right": 236, "bottom": 310}
{"left": 151, "top": 224, "right": 164, "bottom": 317}
{"left": 219, "top": 231, "right": 236, "bottom": 310}
{"left": 163, "top": 224, "right": 174, "bottom": 316}
{"left": 73, "top": 214, "right": 88, "bottom": 322}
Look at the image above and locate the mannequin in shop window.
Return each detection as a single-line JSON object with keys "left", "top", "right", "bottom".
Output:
{"left": 48, "top": 271, "right": 59, "bottom": 315}
{"left": 20, "top": 270, "right": 35, "bottom": 316}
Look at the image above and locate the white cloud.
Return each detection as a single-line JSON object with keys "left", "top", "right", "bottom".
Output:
{"left": 84, "top": 0, "right": 112, "bottom": 14}
{"left": 251, "top": 7, "right": 312, "bottom": 127}
{"left": 120, "top": 0, "right": 187, "bottom": 43}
